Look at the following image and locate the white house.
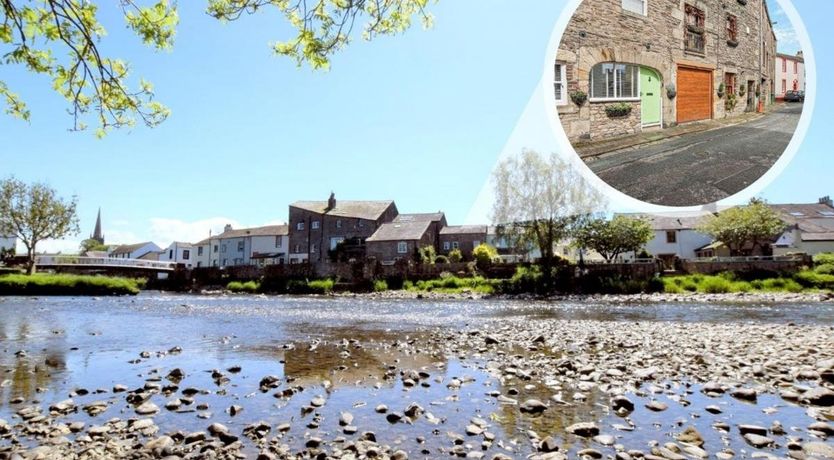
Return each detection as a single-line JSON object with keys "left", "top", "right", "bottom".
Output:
{"left": 771, "top": 198, "right": 834, "bottom": 256}
{"left": 194, "top": 224, "right": 289, "bottom": 268}
{"left": 158, "top": 242, "right": 195, "bottom": 268}
{"left": 110, "top": 242, "right": 162, "bottom": 260}
{"left": 775, "top": 51, "right": 805, "bottom": 99}
{"left": 0, "top": 235, "right": 16, "bottom": 255}
{"left": 619, "top": 213, "right": 715, "bottom": 267}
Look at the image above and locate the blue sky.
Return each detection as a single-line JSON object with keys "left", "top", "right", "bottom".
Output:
{"left": 0, "top": 0, "right": 827, "bottom": 252}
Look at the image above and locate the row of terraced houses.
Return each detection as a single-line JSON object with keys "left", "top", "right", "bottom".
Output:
{"left": 186, "top": 193, "right": 493, "bottom": 270}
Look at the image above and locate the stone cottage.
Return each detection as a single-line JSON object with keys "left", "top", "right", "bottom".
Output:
{"left": 365, "top": 220, "right": 436, "bottom": 265}
{"left": 556, "top": 0, "right": 776, "bottom": 142}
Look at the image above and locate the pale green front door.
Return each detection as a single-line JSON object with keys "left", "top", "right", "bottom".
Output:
{"left": 640, "top": 67, "right": 662, "bottom": 127}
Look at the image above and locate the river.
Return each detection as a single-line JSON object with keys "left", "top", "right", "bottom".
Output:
{"left": 0, "top": 293, "right": 832, "bottom": 459}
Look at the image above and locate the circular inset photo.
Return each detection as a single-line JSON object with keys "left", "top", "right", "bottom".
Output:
{"left": 552, "top": 0, "right": 809, "bottom": 207}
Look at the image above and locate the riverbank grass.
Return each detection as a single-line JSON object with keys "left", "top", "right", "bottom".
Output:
{"left": 0, "top": 273, "right": 145, "bottom": 296}
{"left": 662, "top": 271, "right": 832, "bottom": 294}
{"left": 403, "top": 276, "right": 499, "bottom": 295}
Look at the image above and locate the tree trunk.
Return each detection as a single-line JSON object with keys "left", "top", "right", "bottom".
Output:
{"left": 26, "top": 247, "right": 36, "bottom": 275}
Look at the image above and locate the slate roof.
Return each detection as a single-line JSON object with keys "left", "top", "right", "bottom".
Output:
{"left": 194, "top": 225, "right": 288, "bottom": 245}
{"left": 440, "top": 225, "right": 488, "bottom": 235}
{"left": 393, "top": 212, "right": 445, "bottom": 223}
{"left": 366, "top": 221, "right": 432, "bottom": 242}
{"left": 290, "top": 200, "right": 394, "bottom": 221}
{"left": 616, "top": 213, "right": 714, "bottom": 231}
{"left": 770, "top": 203, "right": 834, "bottom": 242}
{"left": 111, "top": 242, "right": 156, "bottom": 255}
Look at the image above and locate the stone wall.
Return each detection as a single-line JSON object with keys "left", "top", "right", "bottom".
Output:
{"left": 680, "top": 256, "right": 812, "bottom": 275}
{"left": 556, "top": 0, "right": 775, "bottom": 142}
{"left": 588, "top": 101, "right": 642, "bottom": 139}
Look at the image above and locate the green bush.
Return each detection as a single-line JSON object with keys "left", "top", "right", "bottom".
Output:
{"left": 761, "top": 278, "right": 803, "bottom": 293}
{"left": 227, "top": 280, "right": 260, "bottom": 293}
{"left": 0, "top": 273, "right": 144, "bottom": 296}
{"left": 814, "top": 263, "right": 834, "bottom": 275}
{"left": 373, "top": 279, "right": 388, "bottom": 292}
{"left": 699, "top": 277, "right": 733, "bottom": 294}
{"left": 813, "top": 253, "right": 834, "bottom": 265}
{"left": 307, "top": 279, "right": 335, "bottom": 294}
{"left": 794, "top": 270, "right": 834, "bottom": 291}
{"left": 448, "top": 249, "right": 463, "bottom": 263}
{"left": 472, "top": 244, "right": 498, "bottom": 269}
{"left": 405, "top": 275, "right": 498, "bottom": 294}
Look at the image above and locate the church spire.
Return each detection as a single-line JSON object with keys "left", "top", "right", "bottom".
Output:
{"left": 92, "top": 208, "right": 104, "bottom": 244}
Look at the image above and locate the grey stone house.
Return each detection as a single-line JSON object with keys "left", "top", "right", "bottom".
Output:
{"left": 288, "top": 193, "right": 399, "bottom": 266}
{"left": 392, "top": 213, "right": 447, "bottom": 251}
{"left": 365, "top": 220, "right": 435, "bottom": 265}
{"left": 439, "top": 225, "right": 489, "bottom": 260}
{"left": 556, "top": 0, "right": 776, "bottom": 141}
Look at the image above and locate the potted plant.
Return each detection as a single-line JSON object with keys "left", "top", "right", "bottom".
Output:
{"left": 725, "top": 93, "right": 737, "bottom": 112}
{"left": 755, "top": 83, "right": 761, "bottom": 98}
{"left": 738, "top": 84, "right": 746, "bottom": 97}
{"left": 605, "top": 102, "right": 632, "bottom": 118}
{"left": 570, "top": 90, "right": 587, "bottom": 106}
{"left": 666, "top": 83, "right": 677, "bottom": 99}
{"left": 717, "top": 83, "right": 725, "bottom": 98}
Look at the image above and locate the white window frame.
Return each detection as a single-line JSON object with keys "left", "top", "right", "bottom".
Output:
{"left": 622, "top": 0, "right": 647, "bottom": 16}
{"left": 397, "top": 242, "right": 408, "bottom": 254}
{"left": 452, "top": 241, "right": 460, "bottom": 250}
{"left": 312, "top": 221, "right": 320, "bottom": 230}
{"left": 296, "top": 222, "right": 305, "bottom": 231}
{"left": 589, "top": 63, "right": 641, "bottom": 102}
{"left": 554, "top": 62, "right": 568, "bottom": 106}
{"left": 443, "top": 241, "right": 450, "bottom": 251}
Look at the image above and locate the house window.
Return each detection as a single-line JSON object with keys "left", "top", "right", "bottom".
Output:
{"left": 473, "top": 240, "right": 481, "bottom": 248}
{"left": 330, "top": 237, "right": 344, "bottom": 250}
{"left": 443, "top": 241, "right": 450, "bottom": 251}
{"left": 452, "top": 241, "right": 460, "bottom": 250}
{"left": 590, "top": 63, "right": 639, "bottom": 100}
{"left": 237, "top": 241, "right": 244, "bottom": 252}
{"left": 554, "top": 62, "right": 567, "bottom": 106}
{"left": 622, "top": 0, "right": 646, "bottom": 16}
{"left": 197, "top": 261, "right": 202, "bottom": 267}
{"left": 336, "top": 220, "right": 342, "bottom": 229}
{"left": 794, "top": 61, "right": 798, "bottom": 74}
{"left": 169, "top": 249, "right": 173, "bottom": 259}
{"left": 222, "top": 259, "right": 227, "bottom": 266}
{"left": 198, "top": 246, "right": 203, "bottom": 256}
{"left": 294, "top": 244, "right": 301, "bottom": 253}
{"left": 213, "top": 245, "right": 218, "bottom": 253}
{"left": 397, "top": 242, "right": 408, "bottom": 254}
{"left": 684, "top": 4, "right": 706, "bottom": 54}
{"left": 726, "top": 14, "right": 738, "bottom": 43}
{"left": 782, "top": 58, "right": 787, "bottom": 73}
{"left": 666, "top": 231, "right": 677, "bottom": 244}
{"left": 221, "top": 244, "right": 226, "bottom": 253}
{"left": 312, "top": 221, "right": 320, "bottom": 230}
{"left": 296, "top": 222, "right": 305, "bottom": 231}
{"left": 782, "top": 79, "right": 786, "bottom": 94}
{"left": 724, "top": 73, "right": 737, "bottom": 96}
{"left": 310, "top": 244, "right": 317, "bottom": 253}
{"left": 183, "top": 250, "right": 190, "bottom": 260}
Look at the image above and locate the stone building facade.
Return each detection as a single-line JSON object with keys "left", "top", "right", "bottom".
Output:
{"left": 365, "top": 221, "right": 435, "bottom": 264}
{"left": 775, "top": 51, "right": 805, "bottom": 100}
{"left": 556, "top": 0, "right": 776, "bottom": 142}
{"left": 287, "top": 193, "right": 399, "bottom": 266}
{"left": 439, "top": 225, "right": 489, "bottom": 261}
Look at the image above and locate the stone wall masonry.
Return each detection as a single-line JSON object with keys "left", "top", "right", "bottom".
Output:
{"left": 680, "top": 256, "right": 812, "bottom": 275}
{"left": 556, "top": 0, "right": 775, "bottom": 142}
{"left": 589, "top": 101, "right": 642, "bottom": 139}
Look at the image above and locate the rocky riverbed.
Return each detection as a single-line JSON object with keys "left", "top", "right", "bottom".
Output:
{"left": 0, "top": 295, "right": 833, "bottom": 459}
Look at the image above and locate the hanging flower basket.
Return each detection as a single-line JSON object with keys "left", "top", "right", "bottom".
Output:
{"left": 666, "top": 83, "right": 677, "bottom": 99}
{"left": 570, "top": 90, "right": 588, "bottom": 106}
{"left": 605, "top": 103, "right": 633, "bottom": 118}
{"left": 718, "top": 83, "right": 726, "bottom": 98}
{"left": 727, "top": 38, "right": 739, "bottom": 47}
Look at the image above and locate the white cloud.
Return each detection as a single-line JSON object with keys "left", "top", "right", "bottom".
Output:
{"left": 148, "top": 217, "right": 243, "bottom": 247}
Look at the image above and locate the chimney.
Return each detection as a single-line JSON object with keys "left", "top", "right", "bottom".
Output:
{"left": 797, "top": 50, "right": 804, "bottom": 59}
{"left": 327, "top": 192, "right": 336, "bottom": 211}
{"left": 224, "top": 224, "right": 233, "bottom": 233}
{"left": 819, "top": 196, "right": 833, "bottom": 208}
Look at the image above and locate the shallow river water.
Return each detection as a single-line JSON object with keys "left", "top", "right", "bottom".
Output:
{"left": 1, "top": 293, "right": 833, "bottom": 459}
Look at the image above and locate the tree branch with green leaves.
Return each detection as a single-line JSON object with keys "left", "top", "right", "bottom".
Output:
{"left": 1, "top": 0, "right": 434, "bottom": 135}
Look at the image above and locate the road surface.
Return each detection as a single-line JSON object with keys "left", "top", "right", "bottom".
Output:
{"left": 587, "top": 103, "right": 803, "bottom": 206}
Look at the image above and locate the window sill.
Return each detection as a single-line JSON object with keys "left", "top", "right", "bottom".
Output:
{"left": 684, "top": 49, "right": 707, "bottom": 58}
{"left": 589, "top": 98, "right": 640, "bottom": 103}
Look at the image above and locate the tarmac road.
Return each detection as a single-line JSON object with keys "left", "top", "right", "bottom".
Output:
{"left": 588, "top": 103, "right": 803, "bottom": 207}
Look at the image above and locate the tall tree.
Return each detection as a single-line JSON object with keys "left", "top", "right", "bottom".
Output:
{"left": 491, "top": 149, "right": 605, "bottom": 281}
{"left": 0, "top": 177, "right": 79, "bottom": 274}
{"left": 574, "top": 215, "right": 653, "bottom": 262}
{"left": 698, "top": 198, "right": 785, "bottom": 256}
{"left": 79, "top": 237, "right": 107, "bottom": 254}
{"left": 1, "top": 0, "right": 435, "bottom": 135}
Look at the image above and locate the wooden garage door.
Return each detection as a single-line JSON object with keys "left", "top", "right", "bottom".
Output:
{"left": 677, "top": 66, "right": 712, "bottom": 123}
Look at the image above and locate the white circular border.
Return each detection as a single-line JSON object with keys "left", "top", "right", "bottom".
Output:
{"left": 543, "top": 0, "right": 816, "bottom": 213}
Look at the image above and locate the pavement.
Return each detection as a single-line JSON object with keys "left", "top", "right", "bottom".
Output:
{"left": 583, "top": 103, "right": 803, "bottom": 207}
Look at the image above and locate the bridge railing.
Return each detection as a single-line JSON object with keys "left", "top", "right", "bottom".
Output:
{"left": 35, "top": 255, "right": 176, "bottom": 271}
